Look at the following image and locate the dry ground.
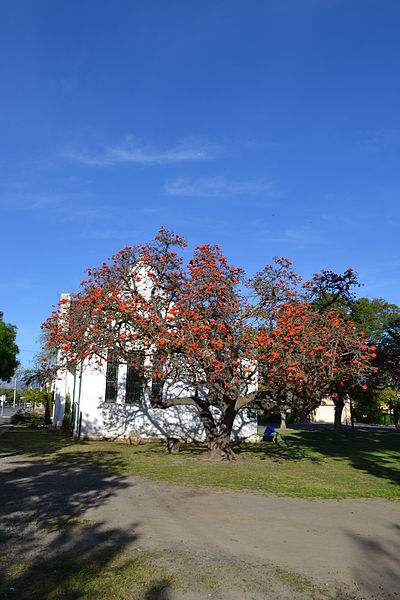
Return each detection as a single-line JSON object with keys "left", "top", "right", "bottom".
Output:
{"left": 0, "top": 438, "right": 399, "bottom": 599}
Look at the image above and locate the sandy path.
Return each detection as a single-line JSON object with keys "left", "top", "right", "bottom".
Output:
{"left": 86, "top": 475, "right": 400, "bottom": 598}
{"left": 0, "top": 450, "right": 399, "bottom": 598}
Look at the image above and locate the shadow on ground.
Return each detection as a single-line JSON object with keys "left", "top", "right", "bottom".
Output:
{"left": 292, "top": 430, "right": 400, "bottom": 487}
{"left": 0, "top": 439, "right": 144, "bottom": 599}
{"left": 239, "top": 429, "right": 400, "bottom": 485}
{"left": 237, "top": 439, "right": 311, "bottom": 463}
{"left": 346, "top": 521, "right": 400, "bottom": 599}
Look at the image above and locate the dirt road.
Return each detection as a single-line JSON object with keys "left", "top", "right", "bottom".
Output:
{"left": 0, "top": 451, "right": 398, "bottom": 598}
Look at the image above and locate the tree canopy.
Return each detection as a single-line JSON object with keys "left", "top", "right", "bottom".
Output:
{"left": 42, "top": 228, "right": 374, "bottom": 457}
{"left": 347, "top": 297, "right": 400, "bottom": 427}
{"left": 349, "top": 297, "right": 400, "bottom": 342}
{"left": 0, "top": 311, "right": 19, "bottom": 382}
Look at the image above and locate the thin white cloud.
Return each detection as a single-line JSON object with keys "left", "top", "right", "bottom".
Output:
{"left": 80, "top": 229, "right": 128, "bottom": 240}
{"left": 280, "top": 227, "right": 315, "bottom": 243}
{"left": 266, "top": 226, "right": 320, "bottom": 246}
{"left": 1, "top": 193, "right": 66, "bottom": 210}
{"left": 64, "top": 137, "right": 221, "bottom": 167}
{"left": 356, "top": 129, "right": 400, "bottom": 152}
{"left": 164, "top": 176, "right": 278, "bottom": 198}
{"left": 26, "top": 194, "right": 65, "bottom": 209}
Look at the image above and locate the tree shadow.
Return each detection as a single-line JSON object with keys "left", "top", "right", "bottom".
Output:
{"left": 144, "top": 579, "right": 172, "bottom": 600}
{"left": 345, "top": 522, "right": 400, "bottom": 599}
{"left": 284, "top": 429, "right": 400, "bottom": 487}
{"left": 235, "top": 439, "right": 316, "bottom": 463}
{"left": 0, "top": 429, "right": 80, "bottom": 457}
{"left": 0, "top": 442, "right": 140, "bottom": 598}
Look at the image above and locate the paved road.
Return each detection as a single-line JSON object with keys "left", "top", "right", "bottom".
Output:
{"left": 0, "top": 448, "right": 399, "bottom": 599}
{"left": 0, "top": 414, "right": 11, "bottom": 436}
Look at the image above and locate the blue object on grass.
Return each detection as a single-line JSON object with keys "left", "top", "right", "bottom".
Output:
{"left": 263, "top": 425, "right": 276, "bottom": 438}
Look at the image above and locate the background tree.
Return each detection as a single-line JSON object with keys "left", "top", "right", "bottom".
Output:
{"left": 21, "top": 388, "right": 44, "bottom": 412}
{"left": 349, "top": 297, "right": 400, "bottom": 342}
{"left": 44, "top": 389, "right": 53, "bottom": 425}
{"left": 22, "top": 330, "right": 58, "bottom": 388}
{"left": 0, "top": 311, "right": 19, "bottom": 382}
{"left": 0, "top": 386, "right": 21, "bottom": 405}
{"left": 348, "top": 298, "right": 400, "bottom": 426}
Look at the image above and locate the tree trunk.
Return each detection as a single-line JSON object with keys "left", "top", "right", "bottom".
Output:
{"left": 280, "top": 411, "right": 287, "bottom": 429}
{"left": 334, "top": 399, "right": 344, "bottom": 431}
{"left": 349, "top": 396, "right": 355, "bottom": 430}
{"left": 166, "top": 437, "right": 181, "bottom": 454}
{"left": 393, "top": 405, "right": 400, "bottom": 430}
{"left": 207, "top": 430, "right": 236, "bottom": 461}
{"left": 294, "top": 410, "right": 308, "bottom": 424}
{"left": 197, "top": 398, "right": 237, "bottom": 460}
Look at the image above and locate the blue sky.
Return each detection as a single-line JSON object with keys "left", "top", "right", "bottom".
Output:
{"left": 1, "top": 0, "right": 399, "bottom": 368}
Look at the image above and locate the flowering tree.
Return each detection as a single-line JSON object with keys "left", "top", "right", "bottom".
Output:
{"left": 42, "top": 228, "right": 373, "bottom": 457}
{"left": 259, "top": 302, "right": 375, "bottom": 430}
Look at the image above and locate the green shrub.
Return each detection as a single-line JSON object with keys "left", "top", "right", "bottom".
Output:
{"left": 11, "top": 412, "right": 46, "bottom": 428}
{"left": 258, "top": 411, "right": 294, "bottom": 425}
{"left": 62, "top": 393, "right": 72, "bottom": 434}
{"left": 44, "top": 391, "right": 52, "bottom": 426}
{"left": 21, "top": 388, "right": 46, "bottom": 412}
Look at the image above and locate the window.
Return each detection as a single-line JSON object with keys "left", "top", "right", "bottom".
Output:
{"left": 125, "top": 355, "right": 144, "bottom": 405}
{"left": 105, "top": 351, "right": 118, "bottom": 402}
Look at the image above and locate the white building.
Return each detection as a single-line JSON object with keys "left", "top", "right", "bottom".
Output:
{"left": 53, "top": 356, "right": 258, "bottom": 443}
{"left": 312, "top": 397, "right": 351, "bottom": 425}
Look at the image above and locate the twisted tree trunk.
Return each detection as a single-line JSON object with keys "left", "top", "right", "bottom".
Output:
{"left": 197, "top": 398, "right": 237, "bottom": 460}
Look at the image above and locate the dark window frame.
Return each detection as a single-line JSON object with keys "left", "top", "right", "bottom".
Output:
{"left": 105, "top": 351, "right": 118, "bottom": 403}
{"left": 125, "top": 355, "right": 144, "bottom": 405}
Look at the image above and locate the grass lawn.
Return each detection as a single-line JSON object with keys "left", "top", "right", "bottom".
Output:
{"left": 1, "top": 428, "right": 399, "bottom": 499}
{"left": 0, "top": 430, "right": 398, "bottom": 598}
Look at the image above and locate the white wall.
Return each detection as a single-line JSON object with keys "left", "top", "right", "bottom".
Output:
{"left": 53, "top": 368, "right": 75, "bottom": 428}
{"left": 312, "top": 398, "right": 351, "bottom": 425}
{"left": 54, "top": 360, "right": 257, "bottom": 442}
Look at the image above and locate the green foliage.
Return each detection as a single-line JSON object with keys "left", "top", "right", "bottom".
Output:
{"left": 0, "top": 311, "right": 19, "bottom": 382}
{"left": 349, "top": 297, "right": 400, "bottom": 341}
{"left": 10, "top": 411, "right": 46, "bottom": 428}
{"left": 352, "top": 389, "right": 385, "bottom": 424}
{"left": 22, "top": 388, "right": 46, "bottom": 410}
{"left": 376, "top": 388, "right": 400, "bottom": 428}
{"left": 0, "top": 386, "right": 20, "bottom": 404}
{"left": 62, "top": 393, "right": 72, "bottom": 434}
{"left": 352, "top": 387, "right": 400, "bottom": 425}
{"left": 258, "top": 411, "right": 294, "bottom": 425}
{"left": 44, "top": 390, "right": 52, "bottom": 425}
{"left": 350, "top": 298, "right": 400, "bottom": 427}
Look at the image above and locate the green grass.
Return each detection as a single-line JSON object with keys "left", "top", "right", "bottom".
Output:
{"left": 1, "top": 428, "right": 399, "bottom": 498}
{"left": 44, "top": 516, "right": 93, "bottom": 533}
{"left": 0, "top": 549, "right": 177, "bottom": 600}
